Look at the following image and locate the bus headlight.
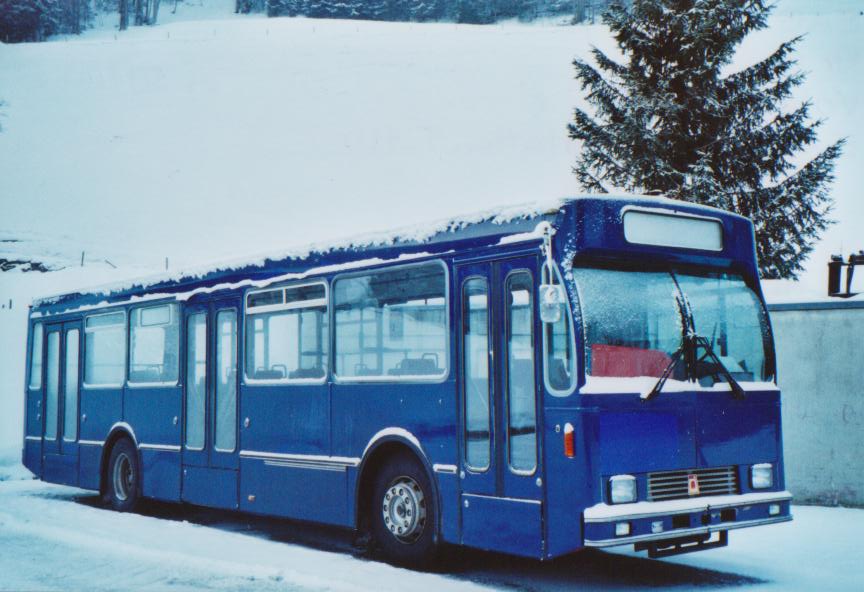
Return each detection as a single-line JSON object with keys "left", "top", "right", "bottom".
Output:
{"left": 751, "top": 463, "right": 774, "bottom": 489}
{"left": 609, "top": 475, "right": 637, "bottom": 504}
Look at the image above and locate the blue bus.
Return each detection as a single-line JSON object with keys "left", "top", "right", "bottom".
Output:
{"left": 22, "top": 196, "right": 791, "bottom": 565}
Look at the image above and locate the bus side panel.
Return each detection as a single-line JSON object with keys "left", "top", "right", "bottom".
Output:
{"left": 42, "top": 453, "right": 78, "bottom": 487}
{"left": 140, "top": 449, "right": 182, "bottom": 501}
{"left": 77, "top": 387, "right": 122, "bottom": 488}
{"left": 126, "top": 385, "right": 182, "bottom": 501}
{"left": 542, "top": 407, "right": 587, "bottom": 558}
{"left": 436, "top": 471, "right": 460, "bottom": 544}
{"left": 79, "top": 387, "right": 122, "bottom": 446}
{"left": 23, "top": 386, "right": 43, "bottom": 476}
{"left": 23, "top": 439, "right": 42, "bottom": 477}
{"left": 331, "top": 381, "right": 458, "bottom": 530}
{"left": 183, "top": 466, "right": 238, "bottom": 510}
{"left": 239, "top": 458, "right": 350, "bottom": 526}
{"left": 78, "top": 444, "right": 102, "bottom": 490}
{"left": 461, "top": 494, "right": 543, "bottom": 558}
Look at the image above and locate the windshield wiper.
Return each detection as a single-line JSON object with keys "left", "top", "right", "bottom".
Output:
{"left": 642, "top": 292, "right": 745, "bottom": 401}
{"left": 641, "top": 341, "right": 686, "bottom": 401}
{"left": 643, "top": 293, "right": 692, "bottom": 402}
{"left": 693, "top": 335, "right": 746, "bottom": 400}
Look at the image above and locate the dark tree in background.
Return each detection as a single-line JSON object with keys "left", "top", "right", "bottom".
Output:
{"left": 568, "top": 0, "right": 844, "bottom": 279}
{"left": 0, "top": 0, "right": 92, "bottom": 42}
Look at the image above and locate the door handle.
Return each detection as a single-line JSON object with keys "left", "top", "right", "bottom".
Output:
{"left": 173, "top": 416, "right": 179, "bottom": 426}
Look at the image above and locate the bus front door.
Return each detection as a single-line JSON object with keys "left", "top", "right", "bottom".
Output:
{"left": 456, "top": 256, "right": 544, "bottom": 558}
{"left": 181, "top": 300, "right": 241, "bottom": 510}
{"left": 41, "top": 321, "right": 82, "bottom": 486}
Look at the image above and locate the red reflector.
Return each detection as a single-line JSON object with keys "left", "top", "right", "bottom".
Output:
{"left": 563, "top": 423, "right": 575, "bottom": 458}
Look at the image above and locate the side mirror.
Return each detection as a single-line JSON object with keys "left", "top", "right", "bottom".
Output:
{"left": 539, "top": 284, "right": 566, "bottom": 324}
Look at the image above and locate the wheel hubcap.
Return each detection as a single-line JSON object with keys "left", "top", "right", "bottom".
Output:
{"left": 381, "top": 476, "right": 426, "bottom": 544}
{"left": 113, "top": 452, "right": 133, "bottom": 502}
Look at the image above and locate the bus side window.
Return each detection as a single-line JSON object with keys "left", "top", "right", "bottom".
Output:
{"left": 245, "top": 283, "right": 328, "bottom": 382}
{"left": 28, "top": 323, "right": 43, "bottom": 390}
{"left": 214, "top": 310, "right": 237, "bottom": 452}
{"left": 542, "top": 265, "right": 576, "bottom": 395}
{"left": 84, "top": 311, "right": 126, "bottom": 387}
{"left": 44, "top": 331, "right": 60, "bottom": 440}
{"left": 129, "top": 303, "right": 179, "bottom": 385}
{"left": 333, "top": 262, "right": 448, "bottom": 381}
{"left": 506, "top": 271, "right": 537, "bottom": 474}
{"left": 463, "top": 277, "right": 491, "bottom": 471}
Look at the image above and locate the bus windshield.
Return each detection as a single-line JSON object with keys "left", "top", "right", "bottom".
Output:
{"left": 574, "top": 267, "right": 772, "bottom": 385}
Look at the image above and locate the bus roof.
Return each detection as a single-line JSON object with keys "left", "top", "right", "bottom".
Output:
{"left": 31, "top": 195, "right": 752, "bottom": 316}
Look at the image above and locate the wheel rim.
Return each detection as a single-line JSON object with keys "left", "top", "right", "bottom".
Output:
{"left": 113, "top": 452, "right": 133, "bottom": 502}
{"left": 381, "top": 476, "right": 426, "bottom": 544}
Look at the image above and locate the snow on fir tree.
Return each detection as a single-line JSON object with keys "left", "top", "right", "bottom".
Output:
{"left": 568, "top": 0, "right": 845, "bottom": 279}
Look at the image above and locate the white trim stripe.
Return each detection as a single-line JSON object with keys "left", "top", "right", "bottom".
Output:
{"left": 463, "top": 493, "right": 542, "bottom": 505}
{"left": 239, "top": 450, "right": 360, "bottom": 468}
{"left": 138, "top": 443, "right": 181, "bottom": 452}
{"left": 78, "top": 439, "right": 104, "bottom": 446}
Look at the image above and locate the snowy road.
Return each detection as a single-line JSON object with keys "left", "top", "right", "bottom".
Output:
{"left": 0, "top": 476, "right": 860, "bottom": 592}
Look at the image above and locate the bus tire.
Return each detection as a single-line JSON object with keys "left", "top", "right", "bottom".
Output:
{"left": 104, "top": 438, "right": 140, "bottom": 512}
{"left": 371, "top": 453, "right": 438, "bottom": 568}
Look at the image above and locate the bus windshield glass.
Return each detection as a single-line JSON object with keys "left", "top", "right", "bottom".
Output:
{"left": 574, "top": 267, "right": 771, "bottom": 385}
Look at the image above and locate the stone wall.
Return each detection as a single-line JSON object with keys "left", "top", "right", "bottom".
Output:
{"left": 768, "top": 301, "right": 864, "bottom": 506}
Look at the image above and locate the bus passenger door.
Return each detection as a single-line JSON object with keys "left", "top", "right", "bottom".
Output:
{"left": 181, "top": 300, "right": 241, "bottom": 510}
{"left": 41, "top": 321, "right": 82, "bottom": 486}
{"left": 456, "top": 256, "right": 544, "bottom": 558}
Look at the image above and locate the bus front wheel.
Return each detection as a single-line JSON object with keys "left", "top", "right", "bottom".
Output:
{"left": 104, "top": 438, "right": 140, "bottom": 512}
{"left": 371, "top": 453, "right": 438, "bottom": 567}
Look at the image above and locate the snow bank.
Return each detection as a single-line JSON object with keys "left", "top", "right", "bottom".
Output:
{"left": 0, "top": 448, "right": 33, "bottom": 482}
{"left": 762, "top": 279, "right": 864, "bottom": 305}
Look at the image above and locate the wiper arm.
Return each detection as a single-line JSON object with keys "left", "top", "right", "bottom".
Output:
{"left": 641, "top": 344, "right": 685, "bottom": 401}
{"left": 643, "top": 292, "right": 694, "bottom": 402}
{"left": 693, "top": 335, "right": 746, "bottom": 400}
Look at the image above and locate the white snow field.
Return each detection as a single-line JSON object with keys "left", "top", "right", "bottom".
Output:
{"left": 0, "top": 469, "right": 861, "bottom": 592}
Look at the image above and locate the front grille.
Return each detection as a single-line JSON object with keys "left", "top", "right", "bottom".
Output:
{"left": 647, "top": 466, "right": 738, "bottom": 501}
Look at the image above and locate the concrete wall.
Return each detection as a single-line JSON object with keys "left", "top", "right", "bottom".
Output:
{"left": 768, "top": 301, "right": 864, "bottom": 507}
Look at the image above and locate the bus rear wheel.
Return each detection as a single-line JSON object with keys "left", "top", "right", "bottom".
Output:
{"left": 370, "top": 454, "right": 438, "bottom": 567}
{"left": 104, "top": 438, "right": 140, "bottom": 512}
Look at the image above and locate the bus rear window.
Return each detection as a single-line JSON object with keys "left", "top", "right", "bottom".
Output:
{"left": 334, "top": 262, "right": 447, "bottom": 381}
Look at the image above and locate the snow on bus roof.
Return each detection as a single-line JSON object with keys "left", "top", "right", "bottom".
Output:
{"left": 31, "top": 194, "right": 713, "bottom": 307}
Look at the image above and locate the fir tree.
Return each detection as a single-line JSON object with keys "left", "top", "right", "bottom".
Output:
{"left": 568, "top": 0, "right": 844, "bottom": 279}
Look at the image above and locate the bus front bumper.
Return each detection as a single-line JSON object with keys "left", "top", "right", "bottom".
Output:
{"left": 582, "top": 491, "right": 793, "bottom": 548}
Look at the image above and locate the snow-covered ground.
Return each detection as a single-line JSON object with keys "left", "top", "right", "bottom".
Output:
{"left": 0, "top": 467, "right": 861, "bottom": 591}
